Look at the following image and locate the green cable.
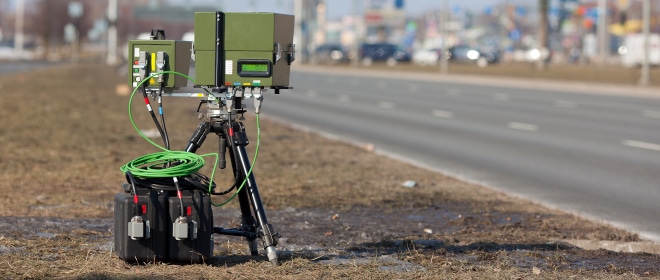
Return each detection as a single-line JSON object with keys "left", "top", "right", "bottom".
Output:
{"left": 126, "top": 71, "right": 196, "bottom": 152}
{"left": 121, "top": 70, "right": 218, "bottom": 185}
{"left": 120, "top": 150, "right": 205, "bottom": 178}
{"left": 121, "top": 70, "right": 260, "bottom": 208}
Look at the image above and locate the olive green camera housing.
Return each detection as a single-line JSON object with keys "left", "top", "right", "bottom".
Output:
{"left": 193, "top": 12, "right": 295, "bottom": 88}
{"left": 127, "top": 40, "right": 192, "bottom": 89}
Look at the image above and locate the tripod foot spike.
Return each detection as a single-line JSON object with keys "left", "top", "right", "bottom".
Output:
{"left": 266, "top": 246, "right": 278, "bottom": 266}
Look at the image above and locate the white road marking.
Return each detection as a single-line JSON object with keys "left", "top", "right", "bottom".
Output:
{"left": 508, "top": 122, "right": 539, "bottom": 132}
{"left": 623, "top": 140, "right": 660, "bottom": 152}
{"left": 432, "top": 109, "right": 454, "bottom": 118}
{"left": 378, "top": 101, "right": 395, "bottom": 109}
{"left": 555, "top": 100, "right": 577, "bottom": 108}
{"left": 306, "top": 90, "right": 318, "bottom": 97}
{"left": 642, "top": 110, "right": 660, "bottom": 119}
{"left": 493, "top": 93, "right": 510, "bottom": 101}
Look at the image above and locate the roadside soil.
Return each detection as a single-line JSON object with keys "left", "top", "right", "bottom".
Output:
{"left": 0, "top": 63, "right": 658, "bottom": 279}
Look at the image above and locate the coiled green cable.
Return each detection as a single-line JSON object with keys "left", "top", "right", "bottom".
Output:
{"left": 121, "top": 70, "right": 218, "bottom": 182}
{"left": 119, "top": 150, "right": 206, "bottom": 178}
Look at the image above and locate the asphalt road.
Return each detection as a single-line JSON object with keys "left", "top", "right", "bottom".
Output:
{"left": 259, "top": 66, "right": 660, "bottom": 242}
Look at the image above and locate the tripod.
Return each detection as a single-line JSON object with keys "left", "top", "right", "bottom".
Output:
{"left": 183, "top": 87, "right": 280, "bottom": 265}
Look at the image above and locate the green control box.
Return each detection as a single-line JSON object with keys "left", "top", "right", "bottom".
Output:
{"left": 194, "top": 12, "right": 295, "bottom": 88}
{"left": 127, "top": 40, "right": 192, "bottom": 89}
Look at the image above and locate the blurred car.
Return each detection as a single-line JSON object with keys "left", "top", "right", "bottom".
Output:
{"left": 447, "top": 45, "right": 499, "bottom": 67}
{"left": 359, "top": 43, "right": 410, "bottom": 67}
{"left": 314, "top": 44, "right": 349, "bottom": 64}
{"left": 0, "top": 41, "right": 12, "bottom": 60}
{"left": 412, "top": 48, "right": 443, "bottom": 66}
{"left": 0, "top": 40, "right": 39, "bottom": 60}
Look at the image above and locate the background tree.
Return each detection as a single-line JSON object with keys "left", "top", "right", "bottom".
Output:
{"left": 536, "top": 0, "right": 549, "bottom": 71}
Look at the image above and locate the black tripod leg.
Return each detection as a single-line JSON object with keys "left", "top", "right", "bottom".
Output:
{"left": 230, "top": 122, "right": 279, "bottom": 265}
{"left": 222, "top": 128, "right": 259, "bottom": 256}
{"left": 184, "top": 121, "right": 212, "bottom": 153}
{"left": 236, "top": 180, "right": 260, "bottom": 256}
{"left": 230, "top": 148, "right": 259, "bottom": 256}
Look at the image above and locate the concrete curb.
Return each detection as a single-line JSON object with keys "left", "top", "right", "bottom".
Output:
{"left": 560, "top": 239, "right": 660, "bottom": 255}
{"left": 292, "top": 65, "right": 660, "bottom": 99}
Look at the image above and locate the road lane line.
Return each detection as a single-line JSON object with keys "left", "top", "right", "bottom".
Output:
{"left": 493, "top": 93, "right": 510, "bottom": 101}
{"left": 555, "top": 100, "right": 577, "bottom": 108}
{"left": 447, "top": 88, "right": 460, "bottom": 96}
{"left": 378, "top": 101, "right": 394, "bottom": 109}
{"left": 338, "top": 95, "right": 351, "bottom": 103}
{"left": 432, "top": 109, "right": 454, "bottom": 118}
{"left": 623, "top": 140, "right": 660, "bottom": 152}
{"left": 508, "top": 122, "right": 538, "bottom": 132}
{"left": 642, "top": 110, "right": 660, "bottom": 119}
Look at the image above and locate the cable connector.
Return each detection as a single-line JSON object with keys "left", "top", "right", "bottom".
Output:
{"left": 128, "top": 216, "right": 150, "bottom": 240}
{"left": 173, "top": 216, "right": 188, "bottom": 240}
{"left": 254, "top": 89, "right": 264, "bottom": 114}
{"left": 225, "top": 90, "right": 235, "bottom": 114}
{"left": 138, "top": 51, "right": 149, "bottom": 82}
{"left": 173, "top": 216, "right": 198, "bottom": 241}
{"left": 156, "top": 51, "right": 166, "bottom": 83}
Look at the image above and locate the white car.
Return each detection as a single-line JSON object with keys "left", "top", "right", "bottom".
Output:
{"left": 412, "top": 48, "right": 442, "bottom": 66}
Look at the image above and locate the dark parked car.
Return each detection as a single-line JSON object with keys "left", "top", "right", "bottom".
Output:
{"left": 447, "top": 45, "right": 499, "bottom": 67}
{"left": 314, "top": 44, "right": 349, "bottom": 64}
{"left": 359, "top": 43, "right": 410, "bottom": 67}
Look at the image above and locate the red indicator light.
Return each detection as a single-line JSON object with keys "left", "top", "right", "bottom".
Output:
{"left": 224, "top": 82, "right": 232, "bottom": 86}
{"left": 141, "top": 204, "right": 147, "bottom": 214}
{"left": 134, "top": 60, "right": 139, "bottom": 65}
{"left": 186, "top": 206, "right": 192, "bottom": 216}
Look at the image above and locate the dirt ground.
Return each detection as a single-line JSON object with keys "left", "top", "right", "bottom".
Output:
{"left": 0, "top": 63, "right": 659, "bottom": 279}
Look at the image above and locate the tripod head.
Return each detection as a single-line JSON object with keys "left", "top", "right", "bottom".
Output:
{"left": 200, "top": 86, "right": 266, "bottom": 125}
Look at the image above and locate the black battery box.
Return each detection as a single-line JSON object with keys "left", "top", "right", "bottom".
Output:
{"left": 114, "top": 188, "right": 169, "bottom": 262}
{"left": 167, "top": 189, "right": 214, "bottom": 263}
{"left": 114, "top": 185, "right": 214, "bottom": 263}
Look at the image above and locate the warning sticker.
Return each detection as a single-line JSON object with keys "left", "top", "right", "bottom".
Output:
{"left": 225, "top": 60, "right": 233, "bottom": 75}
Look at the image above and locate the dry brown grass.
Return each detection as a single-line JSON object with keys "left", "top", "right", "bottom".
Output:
{"left": 0, "top": 62, "right": 657, "bottom": 279}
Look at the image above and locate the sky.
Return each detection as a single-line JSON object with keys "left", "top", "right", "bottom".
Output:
{"left": 192, "top": 0, "right": 538, "bottom": 19}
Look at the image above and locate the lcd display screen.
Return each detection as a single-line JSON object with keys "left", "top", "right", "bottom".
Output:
{"left": 241, "top": 63, "right": 269, "bottom": 72}
{"left": 237, "top": 59, "right": 272, "bottom": 77}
